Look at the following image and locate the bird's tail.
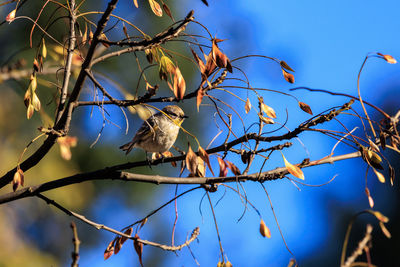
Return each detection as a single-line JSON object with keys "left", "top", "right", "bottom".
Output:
{"left": 119, "top": 141, "right": 135, "bottom": 155}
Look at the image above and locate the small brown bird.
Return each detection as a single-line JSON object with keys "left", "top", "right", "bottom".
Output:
{"left": 120, "top": 105, "right": 187, "bottom": 154}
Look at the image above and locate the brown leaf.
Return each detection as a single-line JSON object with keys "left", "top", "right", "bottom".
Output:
{"left": 366, "top": 149, "right": 383, "bottom": 170}
{"left": 245, "top": 98, "right": 251, "bottom": 114}
{"left": 173, "top": 67, "right": 186, "bottom": 100}
{"left": 134, "top": 234, "right": 144, "bottom": 267}
{"left": 282, "top": 69, "right": 295, "bottom": 83}
{"left": 140, "top": 218, "right": 148, "bottom": 229}
{"left": 186, "top": 144, "right": 198, "bottom": 176}
{"left": 148, "top": 0, "right": 163, "bottom": 17}
{"left": 212, "top": 40, "right": 231, "bottom": 71}
{"left": 120, "top": 228, "right": 133, "bottom": 245}
{"left": 280, "top": 60, "right": 295, "bottom": 72}
{"left": 196, "top": 88, "right": 205, "bottom": 112}
{"left": 6, "top": 9, "right": 16, "bottom": 23}
{"left": 104, "top": 239, "right": 115, "bottom": 260}
{"left": 33, "top": 58, "right": 40, "bottom": 72}
{"left": 226, "top": 160, "right": 241, "bottom": 176}
{"left": 379, "top": 221, "right": 391, "bottom": 238}
{"left": 114, "top": 236, "right": 122, "bottom": 254}
{"left": 196, "top": 156, "right": 206, "bottom": 177}
{"left": 133, "top": 0, "right": 139, "bottom": 8}
{"left": 99, "top": 32, "right": 110, "bottom": 48}
{"left": 122, "top": 23, "right": 129, "bottom": 39}
{"left": 379, "top": 131, "right": 386, "bottom": 150}
{"left": 162, "top": 3, "right": 173, "bottom": 20}
{"left": 204, "top": 51, "right": 217, "bottom": 77}
{"left": 368, "top": 138, "right": 380, "bottom": 152}
{"left": 282, "top": 153, "right": 304, "bottom": 180}
{"left": 365, "top": 188, "right": 374, "bottom": 208}
{"left": 298, "top": 101, "right": 313, "bottom": 115}
{"left": 88, "top": 30, "right": 94, "bottom": 45}
{"left": 162, "top": 151, "right": 177, "bottom": 167}
{"left": 259, "top": 219, "right": 271, "bottom": 238}
{"left": 389, "top": 165, "right": 395, "bottom": 186}
{"left": 217, "top": 157, "right": 228, "bottom": 177}
{"left": 27, "top": 104, "right": 35, "bottom": 119}
{"left": 201, "top": 0, "right": 209, "bottom": 6}
{"left": 190, "top": 48, "right": 206, "bottom": 74}
{"left": 198, "top": 146, "right": 214, "bottom": 176}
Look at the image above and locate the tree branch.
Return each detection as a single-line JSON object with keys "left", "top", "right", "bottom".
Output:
{"left": 37, "top": 193, "right": 199, "bottom": 251}
{"left": 0, "top": 151, "right": 361, "bottom": 205}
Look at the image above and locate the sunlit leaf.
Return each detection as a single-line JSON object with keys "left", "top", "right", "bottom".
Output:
{"left": 6, "top": 9, "right": 16, "bottom": 23}
{"left": 199, "top": 146, "right": 214, "bottom": 176}
{"left": 217, "top": 157, "right": 228, "bottom": 177}
{"left": 226, "top": 160, "right": 241, "bottom": 176}
{"left": 298, "top": 101, "right": 313, "bottom": 115}
{"left": 12, "top": 169, "right": 24, "bottom": 192}
{"left": 261, "top": 102, "right": 276, "bottom": 118}
{"left": 173, "top": 67, "right": 186, "bottom": 100}
{"left": 190, "top": 48, "right": 206, "bottom": 74}
{"left": 365, "top": 188, "right": 374, "bottom": 208}
{"left": 280, "top": 60, "right": 295, "bottom": 72}
{"left": 42, "top": 39, "right": 47, "bottom": 58}
{"left": 186, "top": 144, "right": 197, "bottom": 176}
{"left": 133, "top": 0, "right": 139, "bottom": 8}
{"left": 379, "top": 221, "right": 391, "bottom": 238}
{"left": 282, "top": 153, "right": 304, "bottom": 180}
{"left": 196, "top": 88, "right": 205, "bottom": 112}
{"left": 114, "top": 236, "right": 122, "bottom": 254}
{"left": 377, "top": 53, "right": 397, "bottom": 64}
{"left": 104, "top": 239, "right": 115, "bottom": 260}
{"left": 371, "top": 210, "right": 389, "bottom": 223}
{"left": 372, "top": 168, "right": 385, "bottom": 183}
{"left": 245, "top": 98, "right": 251, "bottom": 114}
{"left": 389, "top": 165, "right": 395, "bottom": 186}
{"left": 259, "top": 115, "right": 274, "bottom": 124}
{"left": 148, "top": 0, "right": 163, "bottom": 17}
{"left": 282, "top": 69, "right": 295, "bottom": 83}
{"left": 259, "top": 219, "right": 271, "bottom": 238}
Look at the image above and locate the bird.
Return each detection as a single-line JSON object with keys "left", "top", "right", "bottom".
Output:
{"left": 120, "top": 105, "right": 188, "bottom": 155}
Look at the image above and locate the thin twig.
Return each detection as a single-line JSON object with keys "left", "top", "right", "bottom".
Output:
{"left": 70, "top": 221, "right": 80, "bottom": 267}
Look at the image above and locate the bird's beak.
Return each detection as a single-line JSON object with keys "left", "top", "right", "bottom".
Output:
{"left": 183, "top": 115, "right": 189, "bottom": 119}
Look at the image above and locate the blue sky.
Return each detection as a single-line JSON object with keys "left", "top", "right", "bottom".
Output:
{"left": 77, "top": 0, "right": 400, "bottom": 266}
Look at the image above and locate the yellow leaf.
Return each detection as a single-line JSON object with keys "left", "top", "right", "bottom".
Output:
{"left": 185, "top": 144, "right": 197, "bottom": 176}
{"left": 6, "top": 9, "right": 16, "bottom": 23}
{"left": 42, "top": 39, "right": 47, "bottom": 58}
{"left": 133, "top": 0, "right": 139, "bottom": 8}
{"left": 282, "top": 153, "right": 304, "bottom": 180}
{"left": 259, "top": 219, "right": 271, "bottom": 238}
{"left": 379, "top": 221, "right": 391, "bottom": 238}
{"left": 372, "top": 168, "right": 385, "bottom": 183}
{"left": 245, "top": 98, "right": 251, "bottom": 114}
{"left": 261, "top": 102, "right": 276, "bottom": 118}
{"left": 148, "top": 0, "right": 163, "bottom": 17}
{"left": 372, "top": 211, "right": 389, "bottom": 223}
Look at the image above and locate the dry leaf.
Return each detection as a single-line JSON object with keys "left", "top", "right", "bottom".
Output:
{"left": 133, "top": 0, "right": 139, "bottom": 8}
{"left": 282, "top": 69, "right": 295, "bottom": 83}
{"left": 173, "top": 67, "right": 186, "bottom": 100}
{"left": 162, "top": 3, "right": 173, "bottom": 20}
{"left": 226, "top": 160, "right": 241, "bottom": 176}
{"left": 57, "top": 136, "right": 78, "bottom": 160}
{"left": 368, "top": 195, "right": 374, "bottom": 208}
{"left": 186, "top": 144, "right": 198, "bottom": 176}
{"left": 259, "top": 115, "right": 274, "bottom": 124}
{"left": 148, "top": 0, "right": 163, "bottom": 17}
{"left": 12, "top": 169, "right": 24, "bottom": 192}
{"left": 282, "top": 153, "right": 304, "bottom": 180}
{"left": 379, "top": 221, "right": 391, "bottom": 238}
{"left": 259, "top": 219, "right": 271, "bottom": 238}
{"left": 280, "top": 60, "right": 295, "bottom": 72}
{"left": 162, "top": 151, "right": 177, "bottom": 167}
{"left": 114, "top": 236, "right": 122, "bottom": 255}
{"left": 190, "top": 48, "right": 206, "bottom": 74}
{"left": 42, "top": 39, "right": 47, "bottom": 58}
{"left": 134, "top": 234, "right": 144, "bottom": 267}
{"left": 104, "top": 239, "right": 115, "bottom": 260}
{"left": 120, "top": 228, "right": 133, "bottom": 245}
{"left": 380, "top": 53, "right": 397, "bottom": 64}
{"left": 6, "top": 9, "right": 16, "bottom": 23}
{"left": 196, "top": 88, "right": 205, "bottom": 112}
{"left": 217, "top": 157, "right": 228, "bottom": 177}
{"left": 298, "top": 101, "right": 313, "bottom": 115}
{"left": 372, "top": 211, "right": 389, "bottom": 223}
{"left": 245, "top": 98, "right": 251, "bottom": 114}
{"left": 366, "top": 149, "right": 383, "bottom": 170}
{"left": 372, "top": 168, "right": 385, "bottom": 183}
{"left": 140, "top": 218, "right": 148, "bottom": 229}
{"left": 389, "top": 165, "right": 395, "bottom": 186}
{"left": 261, "top": 103, "right": 276, "bottom": 118}
{"left": 201, "top": 0, "right": 209, "bottom": 6}
{"left": 198, "top": 146, "right": 214, "bottom": 176}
